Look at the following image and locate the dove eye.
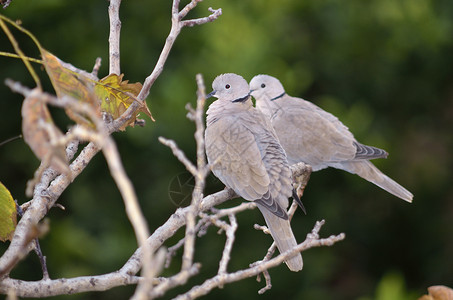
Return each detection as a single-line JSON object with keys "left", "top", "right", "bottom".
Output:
{"left": 225, "top": 84, "right": 231, "bottom": 89}
{"left": 261, "top": 83, "right": 266, "bottom": 88}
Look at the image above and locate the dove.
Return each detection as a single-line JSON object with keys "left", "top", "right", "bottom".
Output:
{"left": 250, "top": 74, "right": 413, "bottom": 202}
{"left": 205, "top": 73, "right": 303, "bottom": 271}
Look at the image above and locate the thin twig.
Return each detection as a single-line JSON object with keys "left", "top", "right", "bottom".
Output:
{"left": 178, "top": 0, "right": 201, "bottom": 19}
{"left": 257, "top": 269, "right": 272, "bottom": 294}
{"left": 0, "top": 135, "right": 22, "bottom": 147}
{"left": 118, "top": 188, "right": 237, "bottom": 279}
{"left": 254, "top": 224, "right": 270, "bottom": 235}
{"left": 181, "top": 7, "right": 222, "bottom": 27}
{"left": 165, "top": 200, "right": 254, "bottom": 269}
{"left": 149, "top": 264, "right": 201, "bottom": 298}
{"left": 165, "top": 217, "right": 212, "bottom": 269}
{"left": 2, "top": 0, "right": 12, "bottom": 9}
{"left": 91, "top": 57, "right": 102, "bottom": 77}
{"left": 32, "top": 238, "right": 49, "bottom": 280}
{"left": 165, "top": 238, "right": 186, "bottom": 269}
{"left": 158, "top": 137, "right": 198, "bottom": 176}
{"left": 0, "top": 219, "right": 48, "bottom": 278}
{"left": 217, "top": 214, "right": 237, "bottom": 276}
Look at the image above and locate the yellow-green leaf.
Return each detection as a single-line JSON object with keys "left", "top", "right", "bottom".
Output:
{"left": 95, "top": 73, "right": 153, "bottom": 131}
{"left": 0, "top": 182, "right": 17, "bottom": 242}
{"left": 41, "top": 49, "right": 100, "bottom": 126}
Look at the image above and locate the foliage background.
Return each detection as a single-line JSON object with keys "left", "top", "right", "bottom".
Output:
{"left": 0, "top": 0, "right": 452, "bottom": 299}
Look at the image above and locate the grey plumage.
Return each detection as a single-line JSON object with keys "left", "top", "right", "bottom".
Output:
{"left": 205, "top": 73, "right": 303, "bottom": 271}
{"left": 250, "top": 74, "right": 413, "bottom": 202}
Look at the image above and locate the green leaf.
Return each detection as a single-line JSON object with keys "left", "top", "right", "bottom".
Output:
{"left": 0, "top": 182, "right": 17, "bottom": 242}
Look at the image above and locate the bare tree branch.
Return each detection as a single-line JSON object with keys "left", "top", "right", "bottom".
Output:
{"left": 0, "top": 273, "right": 141, "bottom": 297}
{"left": 164, "top": 201, "right": 254, "bottom": 270}
{"left": 108, "top": 0, "right": 121, "bottom": 75}
{"left": 99, "top": 134, "right": 154, "bottom": 300}
{"left": 135, "top": 0, "right": 222, "bottom": 102}
{"left": 32, "top": 91, "right": 155, "bottom": 300}
{"left": 210, "top": 201, "right": 256, "bottom": 218}
{"left": 0, "top": 3, "right": 347, "bottom": 296}
{"left": 0, "top": 126, "right": 338, "bottom": 298}
{"left": 1, "top": 0, "right": 223, "bottom": 295}
{"left": 150, "top": 74, "right": 209, "bottom": 298}
{"left": 109, "top": 0, "right": 221, "bottom": 136}
{"left": 0, "top": 85, "right": 153, "bottom": 297}
{"left": 119, "top": 188, "right": 236, "bottom": 279}
{"left": 0, "top": 190, "right": 237, "bottom": 297}
{"left": 181, "top": 74, "right": 207, "bottom": 272}
{"left": 174, "top": 220, "right": 345, "bottom": 299}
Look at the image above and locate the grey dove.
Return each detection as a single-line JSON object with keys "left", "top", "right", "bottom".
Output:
{"left": 205, "top": 73, "right": 303, "bottom": 272}
{"left": 250, "top": 74, "right": 413, "bottom": 202}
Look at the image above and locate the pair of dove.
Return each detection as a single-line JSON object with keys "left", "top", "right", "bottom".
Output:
{"left": 204, "top": 73, "right": 413, "bottom": 272}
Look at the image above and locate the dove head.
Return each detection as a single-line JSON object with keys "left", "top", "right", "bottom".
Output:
{"left": 207, "top": 73, "right": 251, "bottom": 103}
{"left": 250, "top": 74, "right": 286, "bottom": 101}
{"left": 250, "top": 75, "right": 286, "bottom": 118}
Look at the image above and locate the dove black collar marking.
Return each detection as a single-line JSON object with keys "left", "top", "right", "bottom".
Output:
{"left": 270, "top": 92, "right": 286, "bottom": 101}
{"left": 232, "top": 93, "right": 251, "bottom": 103}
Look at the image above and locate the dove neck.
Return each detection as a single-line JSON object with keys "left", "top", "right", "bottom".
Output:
{"left": 255, "top": 96, "right": 281, "bottom": 119}
{"left": 270, "top": 92, "right": 286, "bottom": 101}
{"left": 206, "top": 97, "right": 252, "bottom": 125}
{"left": 232, "top": 93, "right": 251, "bottom": 103}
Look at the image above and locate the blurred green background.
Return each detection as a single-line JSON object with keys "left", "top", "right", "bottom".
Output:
{"left": 1, "top": 0, "right": 452, "bottom": 299}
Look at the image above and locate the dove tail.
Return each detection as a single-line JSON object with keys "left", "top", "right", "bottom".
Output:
{"left": 257, "top": 204, "right": 303, "bottom": 272}
{"left": 341, "top": 160, "right": 413, "bottom": 202}
{"left": 353, "top": 141, "right": 388, "bottom": 159}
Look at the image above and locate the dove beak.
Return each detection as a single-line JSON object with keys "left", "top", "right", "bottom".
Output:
{"left": 206, "top": 90, "right": 216, "bottom": 99}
